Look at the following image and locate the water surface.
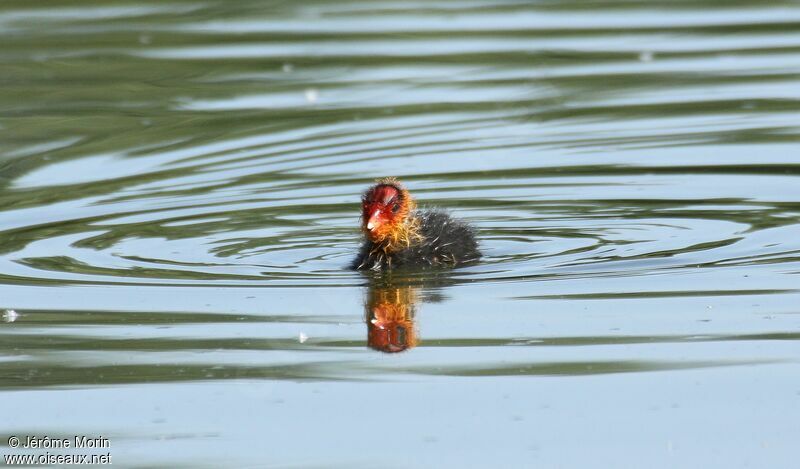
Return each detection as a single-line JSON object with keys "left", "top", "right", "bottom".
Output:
{"left": 2, "top": 1, "right": 800, "bottom": 467}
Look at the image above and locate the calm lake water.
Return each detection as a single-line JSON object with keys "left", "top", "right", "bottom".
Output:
{"left": 2, "top": 0, "right": 800, "bottom": 467}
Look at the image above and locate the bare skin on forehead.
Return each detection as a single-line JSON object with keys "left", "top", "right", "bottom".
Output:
{"left": 366, "top": 184, "right": 399, "bottom": 203}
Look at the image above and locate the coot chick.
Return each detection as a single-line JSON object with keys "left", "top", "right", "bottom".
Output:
{"left": 351, "top": 177, "right": 480, "bottom": 270}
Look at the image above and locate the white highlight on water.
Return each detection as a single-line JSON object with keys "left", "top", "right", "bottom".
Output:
{"left": 304, "top": 88, "right": 319, "bottom": 103}
{"left": 3, "top": 309, "right": 19, "bottom": 323}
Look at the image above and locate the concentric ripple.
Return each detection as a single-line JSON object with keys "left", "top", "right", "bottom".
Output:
{"left": 1, "top": 0, "right": 799, "bottom": 290}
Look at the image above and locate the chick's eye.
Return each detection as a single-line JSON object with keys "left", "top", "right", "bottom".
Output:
{"left": 391, "top": 203, "right": 400, "bottom": 213}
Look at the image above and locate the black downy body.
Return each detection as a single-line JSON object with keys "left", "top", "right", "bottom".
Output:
{"left": 351, "top": 209, "right": 480, "bottom": 270}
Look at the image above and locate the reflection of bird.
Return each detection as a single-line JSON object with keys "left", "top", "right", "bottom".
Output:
{"left": 351, "top": 177, "right": 481, "bottom": 270}
{"left": 366, "top": 285, "right": 418, "bottom": 353}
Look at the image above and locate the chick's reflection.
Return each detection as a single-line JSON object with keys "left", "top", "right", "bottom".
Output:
{"left": 366, "top": 285, "right": 418, "bottom": 353}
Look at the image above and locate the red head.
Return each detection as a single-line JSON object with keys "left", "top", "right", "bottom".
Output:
{"left": 360, "top": 177, "right": 416, "bottom": 246}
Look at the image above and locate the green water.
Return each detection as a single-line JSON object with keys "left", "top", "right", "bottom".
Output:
{"left": 2, "top": 1, "right": 800, "bottom": 467}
